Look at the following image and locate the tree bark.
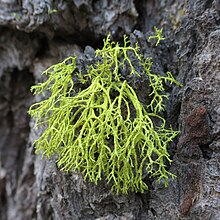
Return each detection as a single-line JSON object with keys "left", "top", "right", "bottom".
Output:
{"left": 0, "top": 0, "right": 220, "bottom": 219}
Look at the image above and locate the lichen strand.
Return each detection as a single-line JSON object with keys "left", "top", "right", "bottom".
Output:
{"left": 29, "top": 34, "right": 181, "bottom": 194}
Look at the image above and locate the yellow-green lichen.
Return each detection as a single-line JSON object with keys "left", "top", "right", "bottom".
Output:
{"left": 28, "top": 32, "right": 181, "bottom": 194}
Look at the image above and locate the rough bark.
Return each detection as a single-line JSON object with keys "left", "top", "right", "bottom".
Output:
{"left": 0, "top": 0, "right": 219, "bottom": 219}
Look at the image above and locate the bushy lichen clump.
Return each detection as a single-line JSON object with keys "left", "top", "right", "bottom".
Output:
{"left": 29, "top": 31, "right": 181, "bottom": 194}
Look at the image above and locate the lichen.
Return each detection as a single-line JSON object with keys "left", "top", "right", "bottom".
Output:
{"left": 28, "top": 32, "right": 182, "bottom": 194}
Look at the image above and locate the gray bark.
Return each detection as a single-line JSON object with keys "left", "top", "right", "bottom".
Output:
{"left": 0, "top": 0, "right": 220, "bottom": 219}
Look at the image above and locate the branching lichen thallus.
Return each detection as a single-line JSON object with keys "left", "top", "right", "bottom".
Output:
{"left": 28, "top": 32, "right": 182, "bottom": 194}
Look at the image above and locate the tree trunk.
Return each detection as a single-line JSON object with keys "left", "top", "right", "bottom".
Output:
{"left": 0, "top": 0, "right": 219, "bottom": 219}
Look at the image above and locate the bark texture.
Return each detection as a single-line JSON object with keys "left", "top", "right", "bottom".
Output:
{"left": 0, "top": 0, "right": 220, "bottom": 219}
